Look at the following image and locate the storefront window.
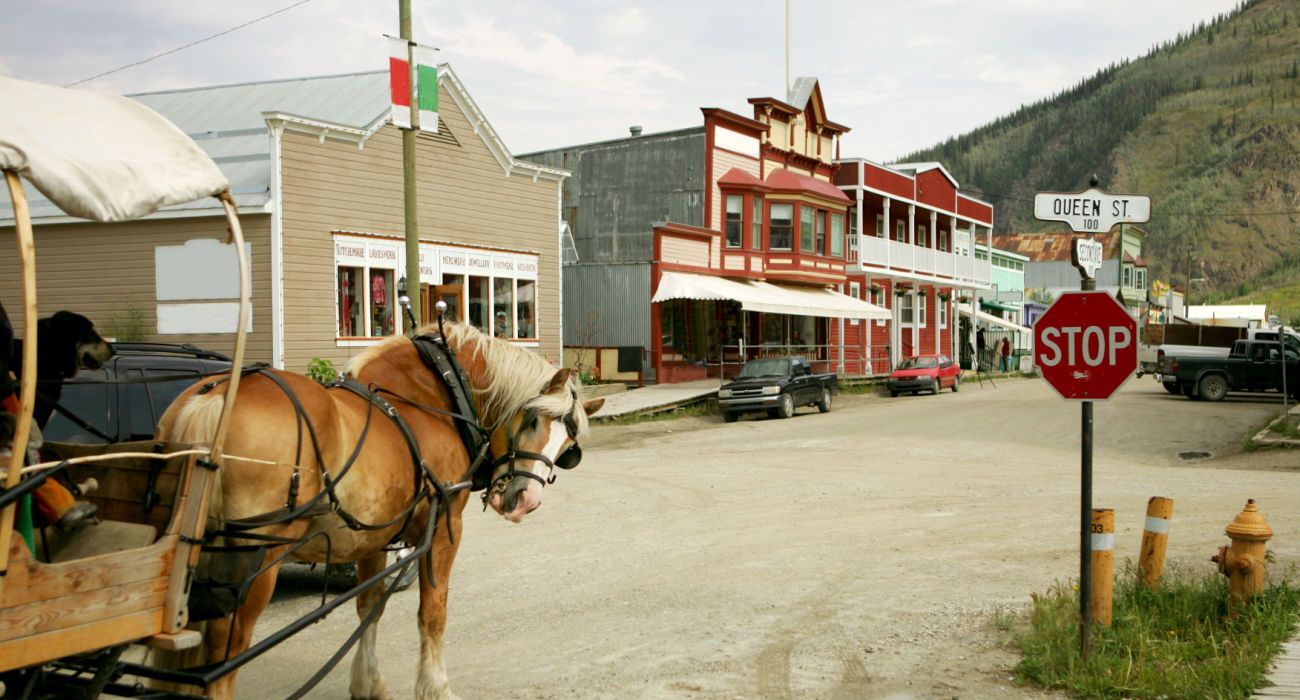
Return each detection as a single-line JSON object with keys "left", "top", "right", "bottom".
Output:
{"left": 370, "top": 269, "right": 395, "bottom": 336}
{"left": 800, "top": 206, "right": 815, "bottom": 252}
{"left": 751, "top": 197, "right": 763, "bottom": 249}
{"left": 770, "top": 203, "right": 793, "bottom": 250}
{"left": 516, "top": 279, "right": 536, "bottom": 339}
{"left": 725, "top": 195, "right": 743, "bottom": 248}
{"left": 830, "top": 213, "right": 844, "bottom": 257}
{"left": 468, "top": 275, "right": 489, "bottom": 330}
{"left": 493, "top": 277, "right": 514, "bottom": 338}
{"left": 338, "top": 266, "right": 363, "bottom": 337}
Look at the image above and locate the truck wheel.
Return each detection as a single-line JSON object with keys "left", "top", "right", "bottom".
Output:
{"left": 1198, "top": 374, "right": 1228, "bottom": 402}
{"left": 776, "top": 394, "right": 795, "bottom": 419}
{"left": 723, "top": 411, "right": 739, "bottom": 423}
{"left": 1163, "top": 382, "right": 1180, "bottom": 394}
{"left": 817, "top": 388, "right": 832, "bottom": 413}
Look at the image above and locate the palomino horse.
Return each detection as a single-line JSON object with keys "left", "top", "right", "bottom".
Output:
{"left": 152, "top": 322, "right": 603, "bottom": 699}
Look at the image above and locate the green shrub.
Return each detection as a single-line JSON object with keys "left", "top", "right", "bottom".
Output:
{"left": 307, "top": 357, "right": 339, "bottom": 383}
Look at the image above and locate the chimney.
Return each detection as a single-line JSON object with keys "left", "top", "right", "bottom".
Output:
{"left": 629, "top": 125, "right": 643, "bottom": 137}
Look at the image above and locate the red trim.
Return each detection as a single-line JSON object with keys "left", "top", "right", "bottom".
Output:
{"left": 704, "top": 122, "right": 714, "bottom": 229}
{"left": 717, "top": 167, "right": 770, "bottom": 190}
{"left": 766, "top": 168, "right": 852, "bottom": 204}
{"left": 701, "top": 108, "right": 769, "bottom": 136}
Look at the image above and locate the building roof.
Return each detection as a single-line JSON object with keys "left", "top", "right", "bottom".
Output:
{"left": 990, "top": 231, "right": 1122, "bottom": 263}
{"left": 3, "top": 66, "right": 564, "bottom": 223}
{"left": 765, "top": 169, "right": 851, "bottom": 204}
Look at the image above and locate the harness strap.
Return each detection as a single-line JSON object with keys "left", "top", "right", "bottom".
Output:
{"left": 410, "top": 334, "right": 496, "bottom": 491}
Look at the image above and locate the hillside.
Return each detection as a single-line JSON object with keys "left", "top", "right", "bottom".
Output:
{"left": 902, "top": 0, "right": 1300, "bottom": 324}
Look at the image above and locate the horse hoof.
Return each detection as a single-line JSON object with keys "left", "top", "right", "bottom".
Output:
{"left": 350, "top": 680, "right": 393, "bottom": 700}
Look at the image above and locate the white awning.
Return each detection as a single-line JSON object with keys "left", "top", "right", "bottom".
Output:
{"left": 0, "top": 76, "right": 228, "bottom": 222}
{"left": 958, "top": 303, "right": 1032, "bottom": 334}
{"left": 653, "top": 270, "right": 891, "bottom": 320}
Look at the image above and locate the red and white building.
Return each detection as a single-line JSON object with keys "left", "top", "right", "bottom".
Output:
{"left": 834, "top": 160, "right": 995, "bottom": 370}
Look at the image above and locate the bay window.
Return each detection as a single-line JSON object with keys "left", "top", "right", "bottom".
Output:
{"left": 800, "top": 206, "right": 815, "bottom": 252}
{"left": 725, "top": 194, "right": 743, "bottom": 248}
{"left": 830, "top": 213, "right": 844, "bottom": 257}
{"left": 815, "top": 210, "right": 826, "bottom": 254}
{"left": 770, "top": 203, "right": 793, "bottom": 250}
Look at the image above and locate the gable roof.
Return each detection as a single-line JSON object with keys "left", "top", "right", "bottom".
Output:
{"left": 890, "top": 161, "right": 958, "bottom": 188}
{"left": 3, "top": 65, "right": 565, "bottom": 223}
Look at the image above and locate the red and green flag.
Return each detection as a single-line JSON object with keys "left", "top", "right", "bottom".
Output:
{"left": 388, "top": 37, "right": 438, "bottom": 133}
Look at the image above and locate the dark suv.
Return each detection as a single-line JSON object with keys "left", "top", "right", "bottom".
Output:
{"left": 42, "top": 343, "right": 231, "bottom": 444}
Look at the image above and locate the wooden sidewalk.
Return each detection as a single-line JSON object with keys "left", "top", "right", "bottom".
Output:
{"left": 1255, "top": 637, "right": 1300, "bottom": 698}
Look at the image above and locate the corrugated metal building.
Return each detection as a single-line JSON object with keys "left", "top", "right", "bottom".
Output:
{"left": 521, "top": 127, "right": 704, "bottom": 364}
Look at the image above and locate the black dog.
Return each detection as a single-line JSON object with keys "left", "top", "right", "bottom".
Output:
{"left": 8, "top": 310, "right": 114, "bottom": 428}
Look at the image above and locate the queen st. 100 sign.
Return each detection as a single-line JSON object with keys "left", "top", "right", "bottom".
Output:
{"left": 1033, "top": 187, "right": 1152, "bottom": 234}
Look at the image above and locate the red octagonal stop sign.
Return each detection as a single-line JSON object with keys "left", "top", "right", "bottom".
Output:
{"left": 1034, "top": 291, "right": 1137, "bottom": 401}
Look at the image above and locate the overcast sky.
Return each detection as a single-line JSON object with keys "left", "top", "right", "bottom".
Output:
{"left": 1, "top": 0, "right": 1233, "bottom": 160}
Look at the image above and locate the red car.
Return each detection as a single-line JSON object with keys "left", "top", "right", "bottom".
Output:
{"left": 888, "top": 354, "right": 961, "bottom": 397}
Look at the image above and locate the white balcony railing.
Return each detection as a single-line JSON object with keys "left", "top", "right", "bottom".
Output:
{"left": 856, "top": 234, "right": 990, "bottom": 286}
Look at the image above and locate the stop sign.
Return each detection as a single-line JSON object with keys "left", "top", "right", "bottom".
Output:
{"left": 1034, "top": 291, "right": 1137, "bottom": 400}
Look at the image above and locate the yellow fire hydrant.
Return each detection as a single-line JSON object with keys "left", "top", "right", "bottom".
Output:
{"left": 1211, "top": 499, "right": 1273, "bottom": 616}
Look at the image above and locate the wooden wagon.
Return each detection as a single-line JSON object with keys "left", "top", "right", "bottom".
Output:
{"left": 0, "top": 75, "right": 251, "bottom": 697}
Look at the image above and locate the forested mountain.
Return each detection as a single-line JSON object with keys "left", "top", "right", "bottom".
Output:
{"left": 902, "top": 0, "right": 1300, "bottom": 323}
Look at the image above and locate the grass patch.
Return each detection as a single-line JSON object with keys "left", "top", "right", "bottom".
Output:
{"left": 1267, "top": 414, "right": 1300, "bottom": 439}
{"left": 1013, "top": 568, "right": 1300, "bottom": 699}
{"left": 839, "top": 382, "right": 887, "bottom": 396}
{"left": 600, "top": 401, "right": 718, "bottom": 426}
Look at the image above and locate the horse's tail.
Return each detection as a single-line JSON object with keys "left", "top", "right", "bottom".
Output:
{"left": 147, "top": 390, "right": 228, "bottom": 688}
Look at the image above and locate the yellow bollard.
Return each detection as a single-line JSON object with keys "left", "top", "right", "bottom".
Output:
{"left": 1091, "top": 508, "right": 1115, "bottom": 626}
{"left": 1212, "top": 499, "right": 1273, "bottom": 616}
{"left": 1137, "top": 497, "right": 1174, "bottom": 587}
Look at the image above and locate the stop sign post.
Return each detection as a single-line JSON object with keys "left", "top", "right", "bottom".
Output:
{"left": 1034, "top": 177, "right": 1149, "bottom": 660}
{"left": 1035, "top": 292, "right": 1137, "bottom": 400}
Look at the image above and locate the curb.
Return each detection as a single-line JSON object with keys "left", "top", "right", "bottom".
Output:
{"left": 1250, "top": 408, "right": 1300, "bottom": 449}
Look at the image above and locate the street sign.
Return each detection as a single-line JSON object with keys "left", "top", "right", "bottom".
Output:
{"left": 1035, "top": 291, "right": 1137, "bottom": 401}
{"left": 1072, "top": 238, "right": 1104, "bottom": 279}
{"left": 1034, "top": 187, "right": 1151, "bottom": 233}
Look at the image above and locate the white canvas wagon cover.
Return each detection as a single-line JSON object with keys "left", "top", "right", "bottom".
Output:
{"left": 0, "top": 75, "right": 228, "bottom": 222}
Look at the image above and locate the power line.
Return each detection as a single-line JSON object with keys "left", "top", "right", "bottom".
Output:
{"left": 65, "top": 0, "right": 316, "bottom": 87}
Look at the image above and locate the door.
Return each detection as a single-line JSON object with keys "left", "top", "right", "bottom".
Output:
{"left": 432, "top": 284, "right": 464, "bottom": 324}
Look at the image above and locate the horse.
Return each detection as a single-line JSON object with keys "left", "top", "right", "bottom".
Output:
{"left": 7, "top": 309, "right": 114, "bottom": 428}
{"left": 151, "top": 321, "right": 604, "bottom": 700}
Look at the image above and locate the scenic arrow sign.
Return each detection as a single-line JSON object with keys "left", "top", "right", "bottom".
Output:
{"left": 1033, "top": 187, "right": 1151, "bottom": 234}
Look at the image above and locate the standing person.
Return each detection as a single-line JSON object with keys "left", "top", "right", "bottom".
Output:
{"left": 1000, "top": 337, "right": 1012, "bottom": 372}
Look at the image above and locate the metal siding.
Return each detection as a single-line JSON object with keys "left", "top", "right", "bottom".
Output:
{"left": 562, "top": 264, "right": 650, "bottom": 349}
{"left": 521, "top": 129, "right": 705, "bottom": 265}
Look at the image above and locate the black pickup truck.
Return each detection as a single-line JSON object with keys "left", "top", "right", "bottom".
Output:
{"left": 1160, "top": 338, "right": 1300, "bottom": 401}
{"left": 717, "top": 356, "right": 837, "bottom": 422}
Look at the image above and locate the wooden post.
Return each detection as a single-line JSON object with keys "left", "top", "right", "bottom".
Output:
{"left": 1138, "top": 497, "right": 1174, "bottom": 587}
{"left": 400, "top": 0, "right": 422, "bottom": 327}
{"left": 1090, "top": 508, "right": 1114, "bottom": 626}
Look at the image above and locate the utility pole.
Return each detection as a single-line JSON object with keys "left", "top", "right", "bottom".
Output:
{"left": 400, "top": 0, "right": 422, "bottom": 327}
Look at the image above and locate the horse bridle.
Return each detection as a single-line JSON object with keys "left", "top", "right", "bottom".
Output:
{"left": 482, "top": 398, "right": 583, "bottom": 506}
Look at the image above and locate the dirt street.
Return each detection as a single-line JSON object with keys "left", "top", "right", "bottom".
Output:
{"left": 245, "top": 377, "right": 1298, "bottom": 699}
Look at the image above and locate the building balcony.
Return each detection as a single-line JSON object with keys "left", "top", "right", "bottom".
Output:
{"left": 855, "top": 234, "right": 990, "bottom": 287}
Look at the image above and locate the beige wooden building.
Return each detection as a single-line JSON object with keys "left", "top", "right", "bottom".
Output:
{"left": 1, "top": 66, "right": 568, "bottom": 370}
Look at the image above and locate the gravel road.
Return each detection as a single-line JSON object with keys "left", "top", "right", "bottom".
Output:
{"left": 242, "top": 376, "right": 1298, "bottom": 699}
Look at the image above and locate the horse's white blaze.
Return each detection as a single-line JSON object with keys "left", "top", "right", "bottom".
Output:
{"left": 491, "top": 420, "right": 570, "bottom": 522}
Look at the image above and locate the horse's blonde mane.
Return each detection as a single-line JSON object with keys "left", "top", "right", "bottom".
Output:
{"left": 346, "top": 323, "right": 588, "bottom": 435}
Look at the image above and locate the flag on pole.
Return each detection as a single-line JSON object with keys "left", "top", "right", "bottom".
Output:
{"left": 388, "top": 37, "right": 439, "bottom": 134}
{"left": 413, "top": 45, "right": 439, "bottom": 134}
